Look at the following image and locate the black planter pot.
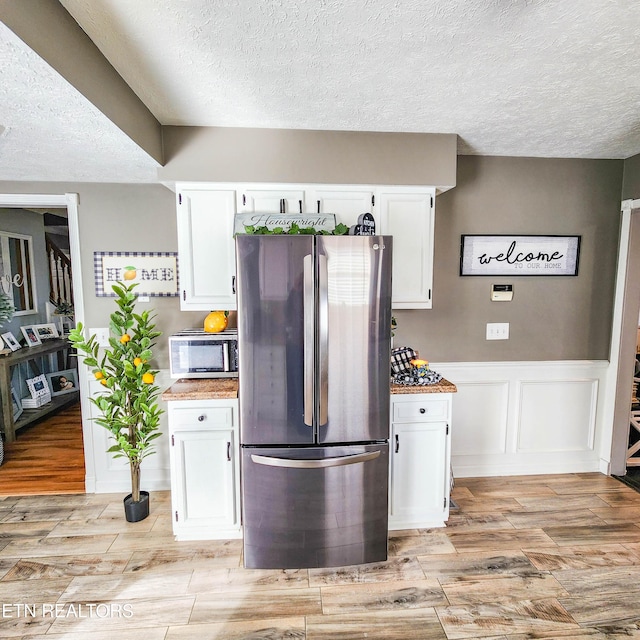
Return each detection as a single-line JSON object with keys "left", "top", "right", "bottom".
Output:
{"left": 123, "top": 491, "right": 150, "bottom": 522}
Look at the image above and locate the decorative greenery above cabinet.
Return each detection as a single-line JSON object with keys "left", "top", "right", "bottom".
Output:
{"left": 176, "top": 183, "right": 435, "bottom": 311}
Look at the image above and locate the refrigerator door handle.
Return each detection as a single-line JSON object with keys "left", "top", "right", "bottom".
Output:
{"left": 251, "top": 450, "right": 380, "bottom": 469}
{"left": 303, "top": 253, "right": 314, "bottom": 427}
{"left": 318, "top": 253, "right": 329, "bottom": 426}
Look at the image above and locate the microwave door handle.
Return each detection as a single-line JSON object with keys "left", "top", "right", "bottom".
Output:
{"left": 222, "top": 342, "right": 229, "bottom": 372}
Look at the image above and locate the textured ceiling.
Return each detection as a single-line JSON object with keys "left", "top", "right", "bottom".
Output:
{"left": 2, "top": 0, "right": 640, "bottom": 183}
{"left": 0, "top": 22, "right": 159, "bottom": 183}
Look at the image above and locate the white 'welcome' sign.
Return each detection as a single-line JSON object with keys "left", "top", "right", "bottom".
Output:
{"left": 460, "top": 235, "right": 581, "bottom": 276}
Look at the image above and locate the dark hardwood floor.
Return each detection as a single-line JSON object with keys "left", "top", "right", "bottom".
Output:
{"left": 0, "top": 403, "right": 85, "bottom": 495}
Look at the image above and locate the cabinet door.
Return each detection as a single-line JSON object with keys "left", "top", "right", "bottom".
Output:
{"left": 177, "top": 189, "right": 237, "bottom": 311}
{"left": 238, "top": 188, "right": 305, "bottom": 214}
{"left": 307, "top": 188, "right": 374, "bottom": 228}
{"left": 377, "top": 189, "right": 435, "bottom": 309}
{"left": 172, "top": 428, "right": 237, "bottom": 531}
{"left": 389, "top": 420, "right": 448, "bottom": 527}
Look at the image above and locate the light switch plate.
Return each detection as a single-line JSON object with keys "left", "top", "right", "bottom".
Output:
{"left": 486, "top": 322, "right": 509, "bottom": 340}
{"left": 89, "top": 327, "right": 110, "bottom": 347}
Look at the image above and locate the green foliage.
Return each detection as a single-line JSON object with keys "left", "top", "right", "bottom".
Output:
{"left": 242, "top": 222, "right": 350, "bottom": 236}
{"left": 0, "top": 291, "right": 14, "bottom": 327}
{"left": 68, "top": 282, "right": 163, "bottom": 502}
{"left": 54, "top": 300, "right": 74, "bottom": 315}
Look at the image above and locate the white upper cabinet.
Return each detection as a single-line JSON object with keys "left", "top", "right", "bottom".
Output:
{"left": 176, "top": 186, "right": 238, "bottom": 311}
{"left": 307, "top": 187, "right": 374, "bottom": 228}
{"left": 238, "top": 187, "right": 305, "bottom": 214}
{"left": 175, "top": 182, "right": 436, "bottom": 311}
{"left": 377, "top": 187, "right": 435, "bottom": 309}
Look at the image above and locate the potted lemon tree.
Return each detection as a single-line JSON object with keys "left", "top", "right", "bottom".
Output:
{"left": 69, "top": 281, "right": 163, "bottom": 522}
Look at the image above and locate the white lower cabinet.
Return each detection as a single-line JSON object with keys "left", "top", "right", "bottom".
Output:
{"left": 167, "top": 399, "right": 241, "bottom": 540}
{"left": 389, "top": 393, "right": 452, "bottom": 529}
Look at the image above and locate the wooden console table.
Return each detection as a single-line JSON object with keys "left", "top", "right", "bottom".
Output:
{"left": 0, "top": 338, "right": 79, "bottom": 443}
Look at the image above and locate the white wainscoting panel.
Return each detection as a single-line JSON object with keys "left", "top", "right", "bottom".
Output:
{"left": 517, "top": 380, "right": 598, "bottom": 453}
{"left": 450, "top": 382, "right": 509, "bottom": 455}
{"left": 433, "top": 361, "right": 609, "bottom": 478}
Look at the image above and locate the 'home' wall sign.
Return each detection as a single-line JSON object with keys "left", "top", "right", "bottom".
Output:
{"left": 460, "top": 235, "right": 581, "bottom": 276}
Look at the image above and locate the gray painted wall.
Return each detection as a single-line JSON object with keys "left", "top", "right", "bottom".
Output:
{"left": 393, "top": 155, "right": 623, "bottom": 362}
{"left": 159, "top": 127, "right": 457, "bottom": 190}
{"left": 0, "top": 153, "right": 625, "bottom": 367}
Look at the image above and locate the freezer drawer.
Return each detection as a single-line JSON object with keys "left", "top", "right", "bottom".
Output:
{"left": 242, "top": 443, "right": 389, "bottom": 569}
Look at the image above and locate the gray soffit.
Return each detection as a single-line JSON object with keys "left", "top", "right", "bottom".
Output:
{"left": 3, "top": 0, "right": 640, "bottom": 184}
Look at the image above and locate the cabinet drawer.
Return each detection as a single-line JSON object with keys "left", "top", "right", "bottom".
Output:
{"left": 392, "top": 399, "right": 448, "bottom": 422}
{"left": 170, "top": 407, "right": 233, "bottom": 428}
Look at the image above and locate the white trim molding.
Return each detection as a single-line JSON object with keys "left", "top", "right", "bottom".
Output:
{"left": 433, "top": 360, "right": 610, "bottom": 478}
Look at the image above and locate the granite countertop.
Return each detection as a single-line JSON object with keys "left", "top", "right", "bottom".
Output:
{"left": 391, "top": 377, "right": 457, "bottom": 394}
{"left": 162, "top": 376, "right": 455, "bottom": 400}
{"left": 161, "top": 378, "right": 238, "bottom": 401}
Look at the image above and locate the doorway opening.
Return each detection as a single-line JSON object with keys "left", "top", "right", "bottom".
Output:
{"left": 0, "top": 193, "right": 90, "bottom": 496}
{"left": 609, "top": 199, "right": 640, "bottom": 480}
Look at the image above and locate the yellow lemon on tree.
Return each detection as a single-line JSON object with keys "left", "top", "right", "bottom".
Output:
{"left": 133, "top": 357, "right": 143, "bottom": 367}
{"left": 100, "top": 378, "right": 108, "bottom": 386}
{"left": 204, "top": 310, "right": 228, "bottom": 333}
{"left": 120, "top": 333, "right": 131, "bottom": 344}
{"left": 94, "top": 370, "right": 104, "bottom": 380}
{"left": 142, "top": 372, "right": 155, "bottom": 384}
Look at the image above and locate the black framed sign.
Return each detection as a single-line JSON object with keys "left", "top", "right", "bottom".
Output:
{"left": 460, "top": 235, "right": 581, "bottom": 276}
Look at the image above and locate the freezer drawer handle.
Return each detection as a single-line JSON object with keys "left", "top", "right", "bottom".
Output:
{"left": 250, "top": 450, "right": 380, "bottom": 469}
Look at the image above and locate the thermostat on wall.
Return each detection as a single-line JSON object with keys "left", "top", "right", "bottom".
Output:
{"left": 491, "top": 284, "right": 513, "bottom": 302}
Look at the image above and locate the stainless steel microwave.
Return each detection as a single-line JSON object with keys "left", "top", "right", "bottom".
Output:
{"left": 169, "top": 329, "right": 239, "bottom": 379}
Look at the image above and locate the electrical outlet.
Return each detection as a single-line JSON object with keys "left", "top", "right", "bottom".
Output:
{"left": 486, "top": 322, "right": 509, "bottom": 340}
{"left": 89, "top": 327, "right": 110, "bottom": 347}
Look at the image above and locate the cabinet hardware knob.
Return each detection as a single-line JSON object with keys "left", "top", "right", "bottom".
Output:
{"left": 198, "top": 415, "right": 205, "bottom": 422}
{"left": 419, "top": 408, "right": 426, "bottom": 414}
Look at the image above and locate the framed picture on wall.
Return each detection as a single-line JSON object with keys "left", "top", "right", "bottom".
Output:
{"left": 93, "top": 251, "right": 179, "bottom": 296}
{"left": 0, "top": 231, "right": 37, "bottom": 315}
{"left": 20, "top": 325, "right": 41, "bottom": 347}
{"left": 460, "top": 235, "right": 581, "bottom": 276}
{"left": 1, "top": 331, "right": 21, "bottom": 351}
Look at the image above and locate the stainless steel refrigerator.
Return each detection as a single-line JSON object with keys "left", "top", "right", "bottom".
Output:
{"left": 236, "top": 233, "right": 393, "bottom": 569}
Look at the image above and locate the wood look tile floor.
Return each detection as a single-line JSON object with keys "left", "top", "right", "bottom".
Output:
{"left": 1, "top": 473, "right": 640, "bottom": 638}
